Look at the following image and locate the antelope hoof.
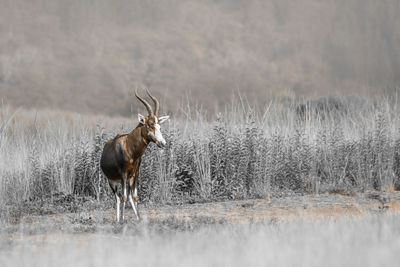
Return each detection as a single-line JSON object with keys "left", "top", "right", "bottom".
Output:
{"left": 135, "top": 212, "right": 141, "bottom": 221}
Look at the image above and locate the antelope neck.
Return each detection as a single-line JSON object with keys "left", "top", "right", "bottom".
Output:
{"left": 129, "top": 124, "right": 150, "bottom": 146}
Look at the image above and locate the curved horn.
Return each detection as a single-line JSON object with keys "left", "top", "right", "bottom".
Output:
{"left": 135, "top": 89, "right": 153, "bottom": 115}
{"left": 146, "top": 89, "right": 159, "bottom": 117}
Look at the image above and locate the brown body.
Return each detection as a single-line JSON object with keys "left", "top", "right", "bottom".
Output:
{"left": 100, "top": 90, "right": 169, "bottom": 222}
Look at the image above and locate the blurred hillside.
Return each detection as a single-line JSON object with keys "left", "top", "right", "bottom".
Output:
{"left": 0, "top": 0, "right": 399, "bottom": 116}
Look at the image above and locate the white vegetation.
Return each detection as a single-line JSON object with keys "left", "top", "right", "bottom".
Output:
{"left": 1, "top": 96, "right": 399, "bottom": 266}
{"left": 0, "top": 95, "right": 400, "bottom": 205}
{"left": 1, "top": 214, "right": 399, "bottom": 267}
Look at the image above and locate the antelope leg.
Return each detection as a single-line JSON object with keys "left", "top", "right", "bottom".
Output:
{"left": 121, "top": 174, "right": 128, "bottom": 222}
{"left": 116, "top": 193, "right": 120, "bottom": 222}
{"left": 133, "top": 186, "right": 140, "bottom": 220}
{"left": 129, "top": 177, "right": 139, "bottom": 220}
{"left": 129, "top": 194, "right": 139, "bottom": 220}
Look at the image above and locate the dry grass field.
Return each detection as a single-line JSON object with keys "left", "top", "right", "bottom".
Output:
{"left": 1, "top": 95, "right": 400, "bottom": 266}
{"left": 1, "top": 95, "right": 400, "bottom": 205}
{"left": 1, "top": 192, "right": 400, "bottom": 267}
{"left": 4, "top": 215, "right": 400, "bottom": 267}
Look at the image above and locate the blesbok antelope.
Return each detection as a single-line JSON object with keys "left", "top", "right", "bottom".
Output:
{"left": 100, "top": 89, "right": 169, "bottom": 222}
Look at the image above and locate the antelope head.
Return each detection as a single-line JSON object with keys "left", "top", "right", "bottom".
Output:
{"left": 135, "top": 89, "right": 169, "bottom": 148}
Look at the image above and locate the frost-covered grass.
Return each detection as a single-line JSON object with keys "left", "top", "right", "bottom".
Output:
{"left": 1, "top": 213, "right": 399, "bottom": 267}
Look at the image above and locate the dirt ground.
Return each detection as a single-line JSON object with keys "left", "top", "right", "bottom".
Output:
{"left": 2, "top": 190, "right": 400, "bottom": 230}
{"left": 135, "top": 191, "right": 400, "bottom": 223}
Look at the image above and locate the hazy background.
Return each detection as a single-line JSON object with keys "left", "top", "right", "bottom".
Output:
{"left": 0, "top": 0, "right": 399, "bottom": 116}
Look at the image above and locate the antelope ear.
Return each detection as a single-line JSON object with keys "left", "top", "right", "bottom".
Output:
{"left": 158, "top": 115, "right": 170, "bottom": 124}
{"left": 138, "top": 114, "right": 145, "bottom": 124}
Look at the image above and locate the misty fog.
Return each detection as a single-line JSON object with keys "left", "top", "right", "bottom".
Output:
{"left": 0, "top": 0, "right": 399, "bottom": 116}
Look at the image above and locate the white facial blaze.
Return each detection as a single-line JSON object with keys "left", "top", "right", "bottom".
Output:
{"left": 154, "top": 123, "right": 166, "bottom": 145}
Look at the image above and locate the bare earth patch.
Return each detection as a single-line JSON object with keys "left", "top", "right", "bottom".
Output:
{"left": 140, "top": 191, "right": 400, "bottom": 223}
{"left": 3, "top": 191, "right": 400, "bottom": 229}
